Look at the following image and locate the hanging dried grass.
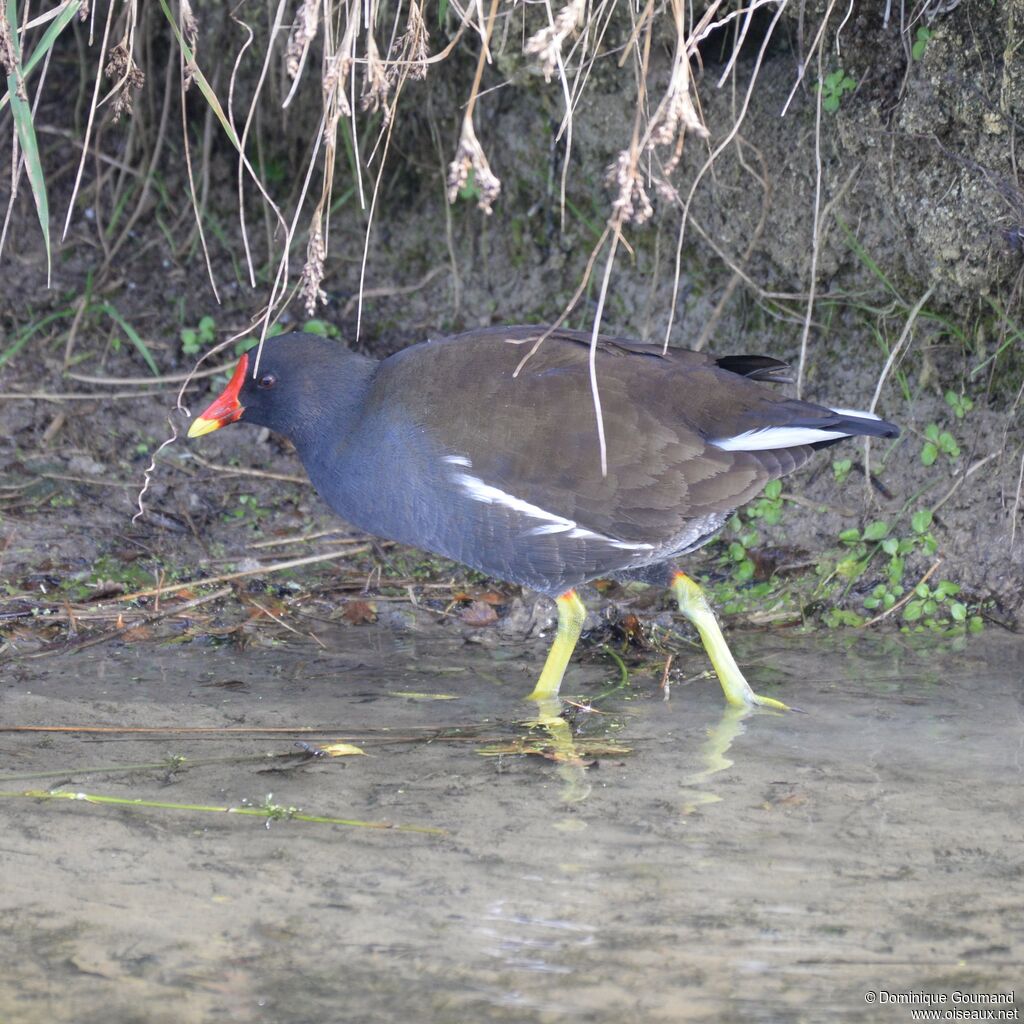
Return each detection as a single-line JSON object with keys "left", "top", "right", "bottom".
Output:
{"left": 447, "top": 119, "right": 501, "bottom": 214}
{"left": 524, "top": 0, "right": 585, "bottom": 82}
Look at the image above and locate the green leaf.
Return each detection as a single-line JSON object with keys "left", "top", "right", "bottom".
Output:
{"left": 911, "top": 508, "right": 933, "bottom": 533}
{"left": 968, "top": 615, "right": 984, "bottom": 633}
{"left": 925, "top": 423, "right": 940, "bottom": 441}
{"left": 764, "top": 479, "right": 782, "bottom": 500}
{"left": 5, "top": 0, "right": 51, "bottom": 282}
{"left": 934, "top": 580, "right": 960, "bottom": 598}
{"left": 836, "top": 557, "right": 867, "bottom": 580}
{"left": 97, "top": 302, "right": 159, "bottom": 375}
{"left": 887, "top": 556, "right": 904, "bottom": 584}
{"left": 915, "top": 582, "right": 930, "bottom": 598}
{"left": 157, "top": 0, "right": 241, "bottom": 150}
{"left": 921, "top": 442, "right": 938, "bottom": 466}
{"left": 949, "top": 601, "right": 967, "bottom": 622}
{"left": 838, "top": 528, "right": 861, "bottom": 544}
{"left": 903, "top": 600, "right": 924, "bottom": 622}
{"left": 0, "top": 0, "right": 80, "bottom": 112}
{"left": 881, "top": 537, "right": 899, "bottom": 555}
{"left": 862, "top": 520, "right": 889, "bottom": 541}
{"left": 198, "top": 315, "right": 216, "bottom": 341}
{"left": 823, "top": 94, "right": 840, "bottom": 113}
{"left": 833, "top": 458, "right": 852, "bottom": 483}
{"left": 303, "top": 318, "right": 332, "bottom": 337}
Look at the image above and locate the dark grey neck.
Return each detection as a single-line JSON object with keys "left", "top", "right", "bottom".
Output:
{"left": 286, "top": 353, "right": 379, "bottom": 466}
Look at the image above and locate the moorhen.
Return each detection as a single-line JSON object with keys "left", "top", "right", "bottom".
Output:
{"left": 188, "top": 326, "right": 898, "bottom": 710}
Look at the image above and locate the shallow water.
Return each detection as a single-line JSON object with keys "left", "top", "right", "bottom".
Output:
{"left": 1, "top": 624, "right": 1021, "bottom": 1023}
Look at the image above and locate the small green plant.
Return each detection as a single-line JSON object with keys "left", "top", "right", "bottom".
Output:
{"left": 819, "top": 69, "right": 856, "bottom": 112}
{"left": 944, "top": 389, "right": 973, "bottom": 419}
{"left": 832, "top": 458, "right": 852, "bottom": 485}
{"left": 181, "top": 315, "right": 216, "bottom": 356}
{"left": 745, "top": 479, "right": 783, "bottom": 525}
{"left": 302, "top": 318, "right": 340, "bottom": 338}
{"left": 720, "top": 516, "right": 759, "bottom": 582}
{"left": 911, "top": 25, "right": 932, "bottom": 60}
{"left": 235, "top": 321, "right": 286, "bottom": 355}
{"left": 920, "top": 423, "right": 960, "bottom": 466}
{"left": 225, "top": 494, "right": 269, "bottom": 525}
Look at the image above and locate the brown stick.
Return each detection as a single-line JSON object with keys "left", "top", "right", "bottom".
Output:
{"left": 112, "top": 547, "right": 371, "bottom": 604}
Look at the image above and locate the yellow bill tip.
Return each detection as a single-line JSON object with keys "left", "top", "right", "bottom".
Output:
{"left": 187, "top": 416, "right": 222, "bottom": 439}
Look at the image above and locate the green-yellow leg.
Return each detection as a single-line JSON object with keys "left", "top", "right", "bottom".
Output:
{"left": 527, "top": 589, "right": 587, "bottom": 702}
{"left": 672, "top": 572, "right": 790, "bottom": 711}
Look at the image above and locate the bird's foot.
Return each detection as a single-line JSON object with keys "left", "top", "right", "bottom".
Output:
{"left": 719, "top": 670, "right": 796, "bottom": 713}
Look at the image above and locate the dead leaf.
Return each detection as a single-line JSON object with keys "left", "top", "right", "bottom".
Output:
{"left": 320, "top": 742, "right": 366, "bottom": 757}
{"left": 460, "top": 600, "right": 498, "bottom": 627}
{"left": 341, "top": 600, "right": 377, "bottom": 625}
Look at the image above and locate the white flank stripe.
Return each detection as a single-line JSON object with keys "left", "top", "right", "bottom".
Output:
{"left": 442, "top": 454, "right": 473, "bottom": 467}
{"left": 712, "top": 406, "right": 884, "bottom": 452}
{"left": 452, "top": 472, "right": 653, "bottom": 551}
{"left": 712, "top": 427, "right": 851, "bottom": 451}
{"left": 830, "top": 406, "right": 881, "bottom": 420}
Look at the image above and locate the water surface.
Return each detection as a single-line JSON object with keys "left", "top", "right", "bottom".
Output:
{"left": 1, "top": 625, "right": 1021, "bottom": 1023}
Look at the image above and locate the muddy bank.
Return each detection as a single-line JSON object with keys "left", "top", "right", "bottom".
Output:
{"left": 1, "top": 1, "right": 1022, "bottom": 637}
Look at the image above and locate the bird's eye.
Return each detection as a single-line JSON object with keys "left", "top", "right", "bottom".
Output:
{"left": 257, "top": 373, "right": 277, "bottom": 390}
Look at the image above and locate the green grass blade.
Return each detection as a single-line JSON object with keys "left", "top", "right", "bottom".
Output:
{"left": 835, "top": 215, "right": 899, "bottom": 300}
{"left": 0, "top": 308, "right": 74, "bottom": 368}
{"left": 5, "top": 0, "right": 51, "bottom": 282}
{"left": 95, "top": 302, "right": 160, "bottom": 376}
{"left": 156, "top": 0, "right": 241, "bottom": 151}
{"left": 0, "top": 0, "right": 80, "bottom": 113}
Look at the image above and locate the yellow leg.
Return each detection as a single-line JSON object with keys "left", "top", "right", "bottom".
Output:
{"left": 672, "top": 572, "right": 790, "bottom": 711}
{"left": 527, "top": 590, "right": 587, "bottom": 702}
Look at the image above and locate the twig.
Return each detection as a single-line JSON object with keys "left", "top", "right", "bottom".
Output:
{"left": 863, "top": 283, "right": 935, "bottom": 503}
{"left": 342, "top": 265, "right": 448, "bottom": 316}
{"left": 189, "top": 453, "right": 309, "bottom": 485}
{"left": 67, "top": 363, "right": 237, "bottom": 386}
{"left": 18, "top": 586, "right": 234, "bottom": 660}
{"left": 0, "top": 390, "right": 175, "bottom": 402}
{"left": 249, "top": 528, "right": 357, "bottom": 549}
{"left": 111, "top": 547, "right": 372, "bottom": 604}
{"left": 796, "top": 27, "right": 827, "bottom": 398}
{"left": 659, "top": 653, "right": 673, "bottom": 702}
{"left": 931, "top": 452, "right": 999, "bottom": 515}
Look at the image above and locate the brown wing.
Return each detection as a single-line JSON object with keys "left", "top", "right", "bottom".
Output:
{"left": 376, "top": 327, "right": 820, "bottom": 547}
